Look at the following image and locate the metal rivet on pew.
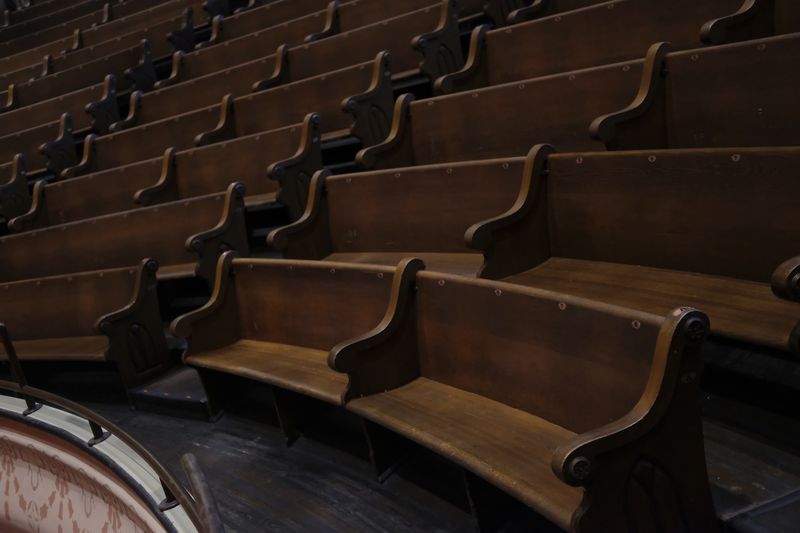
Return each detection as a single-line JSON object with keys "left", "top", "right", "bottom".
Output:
{"left": 554, "top": 16, "right": 561, "bottom": 22}
{"left": 446, "top": 168, "right": 453, "bottom": 174}
{"left": 502, "top": 162, "right": 509, "bottom": 169}
{"left": 394, "top": 173, "right": 401, "bottom": 178}
{"left": 346, "top": 177, "right": 352, "bottom": 183}
{"left": 377, "top": 273, "right": 384, "bottom": 279}
{"left": 569, "top": 457, "right": 592, "bottom": 480}
{"left": 518, "top": 83, "right": 525, "bottom": 89}
{"left": 622, "top": 65, "right": 630, "bottom": 72}
{"left": 575, "top": 156, "right": 583, "bottom": 164}
{"left": 757, "top": 43, "right": 766, "bottom": 51}
{"left": 632, "top": 320, "right": 640, "bottom": 329}
{"left": 731, "top": 154, "right": 741, "bottom": 162}
{"left": 569, "top": 74, "right": 576, "bottom": 81}
{"left": 648, "top": 155, "right": 657, "bottom": 163}
{"left": 558, "top": 302, "right": 567, "bottom": 310}
{"left": 472, "top": 93, "right": 479, "bottom": 98}
{"left": 427, "top": 101, "right": 434, "bottom": 106}
{"left": 330, "top": 268, "right": 336, "bottom": 274}
{"left": 438, "top": 280, "right": 446, "bottom": 286}
{"left": 494, "top": 289, "right": 502, "bottom": 296}
{"left": 691, "top": 54, "right": 699, "bottom": 61}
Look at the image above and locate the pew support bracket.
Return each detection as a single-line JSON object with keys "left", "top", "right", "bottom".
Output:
{"left": 60, "top": 133, "right": 97, "bottom": 179}
{"left": 328, "top": 258, "right": 425, "bottom": 404}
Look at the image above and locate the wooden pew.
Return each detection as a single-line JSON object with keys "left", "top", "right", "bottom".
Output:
{"left": 436, "top": 0, "right": 773, "bottom": 94}
{"left": 173, "top": 253, "right": 417, "bottom": 421}
{"left": 13, "top": 115, "right": 321, "bottom": 230}
{"left": 0, "top": 182, "right": 248, "bottom": 283}
{"left": 4, "top": 0, "right": 66, "bottom": 25}
{"left": 200, "top": 0, "right": 330, "bottom": 49}
{"left": 331, "top": 269, "right": 717, "bottom": 532}
{"left": 463, "top": 145, "right": 800, "bottom": 355}
{"left": 156, "top": 0, "right": 439, "bottom": 89}
{"left": 354, "top": 48, "right": 653, "bottom": 170}
{"left": 481, "top": 0, "right": 606, "bottom": 27}
{"left": 0, "top": 0, "right": 203, "bottom": 73}
{"left": 592, "top": 32, "right": 800, "bottom": 150}
{"left": 60, "top": 54, "right": 392, "bottom": 181}
{"left": 112, "top": 52, "right": 392, "bottom": 148}
{"left": 1, "top": 39, "right": 155, "bottom": 112}
{"left": 0, "top": 259, "right": 171, "bottom": 388}
{"left": 0, "top": 0, "right": 109, "bottom": 43}
{"left": 268, "top": 161, "right": 523, "bottom": 275}
{"left": 0, "top": 0, "right": 170, "bottom": 54}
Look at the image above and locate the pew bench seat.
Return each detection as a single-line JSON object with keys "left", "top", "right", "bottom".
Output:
{"left": 157, "top": 263, "right": 201, "bottom": 281}
{"left": 186, "top": 339, "right": 346, "bottom": 405}
{"left": 324, "top": 252, "right": 484, "bottom": 277}
{"left": 504, "top": 257, "right": 799, "bottom": 351}
{"left": 348, "top": 377, "right": 582, "bottom": 530}
{"left": 243, "top": 192, "right": 278, "bottom": 209}
{"left": 0, "top": 336, "right": 109, "bottom": 362}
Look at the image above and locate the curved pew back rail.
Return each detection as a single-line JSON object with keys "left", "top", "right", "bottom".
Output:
{"left": 0, "top": 183, "right": 248, "bottom": 284}
{"left": 333, "top": 272, "right": 718, "bottom": 532}
{"left": 436, "top": 0, "right": 773, "bottom": 94}
{"left": 592, "top": 32, "right": 800, "bottom": 150}
{"left": 469, "top": 145, "right": 800, "bottom": 354}
{"left": 0, "top": 260, "right": 170, "bottom": 388}
{"left": 174, "top": 254, "right": 421, "bottom": 418}
{"left": 15, "top": 116, "right": 321, "bottom": 230}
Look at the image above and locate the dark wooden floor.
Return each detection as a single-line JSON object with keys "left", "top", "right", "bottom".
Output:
{"left": 86, "top": 399, "right": 483, "bottom": 533}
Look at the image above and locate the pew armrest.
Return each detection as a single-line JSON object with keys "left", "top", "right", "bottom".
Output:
{"left": 701, "top": 0, "right": 774, "bottom": 45}
{"left": 185, "top": 183, "right": 250, "bottom": 282}
{"left": 1, "top": 84, "right": 17, "bottom": 113}
{"left": 109, "top": 90, "right": 141, "bottom": 132}
{"left": 305, "top": 0, "right": 340, "bottom": 42}
{"left": 507, "top": 0, "right": 547, "bottom": 24}
{"left": 433, "top": 25, "right": 488, "bottom": 95}
{"left": 590, "top": 42, "right": 671, "bottom": 150}
{"left": 342, "top": 52, "right": 394, "bottom": 146}
{"left": 195, "top": 94, "right": 236, "bottom": 146}
{"left": 355, "top": 94, "right": 415, "bottom": 170}
{"left": 0, "top": 154, "right": 31, "bottom": 225}
{"left": 60, "top": 133, "right": 96, "bottom": 179}
{"left": 134, "top": 148, "right": 178, "bottom": 206}
{"left": 552, "top": 308, "right": 709, "bottom": 485}
{"left": 252, "top": 44, "right": 289, "bottom": 92}
{"left": 95, "top": 259, "right": 172, "bottom": 386}
{"left": 466, "top": 144, "right": 554, "bottom": 279}
{"left": 154, "top": 51, "right": 184, "bottom": 90}
{"left": 171, "top": 251, "right": 242, "bottom": 358}
{"left": 772, "top": 257, "right": 800, "bottom": 303}
{"left": 268, "top": 113, "right": 324, "bottom": 220}
{"left": 7, "top": 177, "right": 43, "bottom": 233}
{"left": 328, "top": 258, "right": 425, "bottom": 404}
{"left": 197, "top": 15, "right": 223, "bottom": 49}
{"left": 267, "top": 169, "right": 331, "bottom": 258}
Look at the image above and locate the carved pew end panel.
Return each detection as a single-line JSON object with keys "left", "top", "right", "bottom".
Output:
{"left": 124, "top": 40, "right": 157, "bottom": 93}
{"left": 0, "top": 154, "right": 31, "bottom": 225}
{"left": 413, "top": 0, "right": 465, "bottom": 82}
{"left": 95, "top": 259, "right": 172, "bottom": 389}
{"left": 39, "top": 113, "right": 79, "bottom": 178}
{"left": 343, "top": 51, "right": 395, "bottom": 147}
{"left": 86, "top": 74, "right": 122, "bottom": 134}
{"left": 268, "top": 113, "right": 324, "bottom": 221}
